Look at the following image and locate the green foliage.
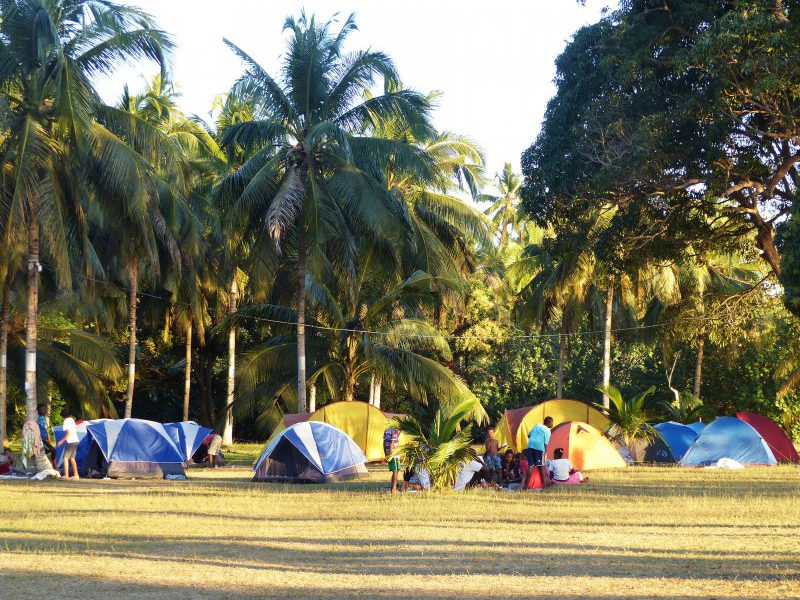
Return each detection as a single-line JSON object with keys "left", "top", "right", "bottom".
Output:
{"left": 391, "top": 398, "right": 479, "bottom": 490}
{"left": 596, "top": 384, "right": 659, "bottom": 448}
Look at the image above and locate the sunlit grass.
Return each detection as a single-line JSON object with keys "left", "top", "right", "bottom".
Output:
{"left": 1, "top": 460, "right": 798, "bottom": 599}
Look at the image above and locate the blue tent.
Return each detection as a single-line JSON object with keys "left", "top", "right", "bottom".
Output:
{"left": 686, "top": 421, "right": 706, "bottom": 434}
{"left": 86, "top": 419, "right": 186, "bottom": 478}
{"left": 253, "top": 421, "right": 368, "bottom": 483}
{"left": 163, "top": 421, "right": 213, "bottom": 463}
{"left": 680, "top": 417, "right": 777, "bottom": 466}
{"left": 653, "top": 421, "right": 699, "bottom": 462}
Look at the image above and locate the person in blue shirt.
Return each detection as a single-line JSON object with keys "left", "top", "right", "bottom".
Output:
{"left": 36, "top": 404, "right": 57, "bottom": 466}
{"left": 524, "top": 416, "right": 553, "bottom": 489}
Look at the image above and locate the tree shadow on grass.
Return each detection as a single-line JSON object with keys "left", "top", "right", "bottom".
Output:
{"left": 2, "top": 531, "right": 798, "bottom": 581}
{"left": 2, "top": 567, "right": 794, "bottom": 600}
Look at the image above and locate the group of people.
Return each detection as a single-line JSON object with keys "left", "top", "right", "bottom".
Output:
{"left": 483, "top": 416, "right": 585, "bottom": 489}
{"left": 384, "top": 415, "right": 586, "bottom": 492}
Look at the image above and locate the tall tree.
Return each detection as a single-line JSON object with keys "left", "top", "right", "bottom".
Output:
{"left": 219, "top": 12, "right": 433, "bottom": 413}
{"left": 0, "top": 0, "right": 171, "bottom": 421}
{"left": 479, "top": 163, "right": 522, "bottom": 249}
{"left": 522, "top": 0, "right": 800, "bottom": 292}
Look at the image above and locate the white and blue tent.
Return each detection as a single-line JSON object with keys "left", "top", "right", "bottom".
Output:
{"left": 253, "top": 421, "right": 368, "bottom": 483}
{"left": 680, "top": 417, "right": 777, "bottom": 467}
{"left": 86, "top": 418, "right": 186, "bottom": 478}
{"left": 163, "top": 421, "right": 213, "bottom": 463}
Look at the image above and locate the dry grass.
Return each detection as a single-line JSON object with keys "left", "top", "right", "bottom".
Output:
{"left": 1, "top": 460, "right": 799, "bottom": 599}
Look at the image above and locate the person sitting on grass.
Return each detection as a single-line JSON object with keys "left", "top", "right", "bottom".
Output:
{"left": 547, "top": 448, "right": 586, "bottom": 485}
{"left": 403, "top": 463, "right": 431, "bottom": 491}
{"left": 524, "top": 416, "right": 553, "bottom": 489}
{"left": 502, "top": 449, "right": 519, "bottom": 485}
{"left": 55, "top": 407, "right": 80, "bottom": 480}
{"left": 483, "top": 426, "right": 502, "bottom": 484}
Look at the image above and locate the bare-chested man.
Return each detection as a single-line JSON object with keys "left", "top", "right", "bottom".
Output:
{"left": 484, "top": 427, "right": 501, "bottom": 485}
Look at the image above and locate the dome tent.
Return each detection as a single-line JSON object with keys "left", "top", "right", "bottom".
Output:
{"left": 85, "top": 418, "right": 186, "bottom": 478}
{"left": 735, "top": 412, "right": 799, "bottom": 463}
{"left": 267, "top": 401, "right": 400, "bottom": 461}
{"left": 686, "top": 421, "right": 706, "bottom": 434}
{"left": 163, "top": 421, "right": 213, "bottom": 463}
{"left": 546, "top": 421, "right": 627, "bottom": 470}
{"left": 680, "top": 417, "right": 777, "bottom": 467}
{"left": 253, "top": 421, "right": 368, "bottom": 483}
{"left": 631, "top": 422, "right": 699, "bottom": 463}
{"left": 495, "top": 399, "right": 611, "bottom": 453}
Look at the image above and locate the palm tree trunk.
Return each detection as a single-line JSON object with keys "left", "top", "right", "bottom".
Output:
{"left": 296, "top": 229, "right": 307, "bottom": 413}
{"left": 223, "top": 278, "right": 237, "bottom": 445}
{"left": 183, "top": 320, "right": 192, "bottom": 422}
{"left": 373, "top": 377, "right": 381, "bottom": 410}
{"left": 124, "top": 258, "right": 138, "bottom": 419}
{"left": 0, "top": 283, "right": 10, "bottom": 446}
{"left": 308, "top": 383, "right": 316, "bottom": 413}
{"left": 557, "top": 334, "right": 565, "bottom": 399}
{"left": 601, "top": 286, "right": 613, "bottom": 409}
{"left": 25, "top": 216, "right": 40, "bottom": 422}
{"left": 693, "top": 336, "right": 705, "bottom": 399}
{"left": 368, "top": 373, "right": 374, "bottom": 405}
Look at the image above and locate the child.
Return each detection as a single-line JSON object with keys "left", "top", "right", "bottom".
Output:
{"left": 483, "top": 427, "right": 501, "bottom": 484}
{"left": 547, "top": 447, "right": 585, "bottom": 484}
{"left": 502, "top": 449, "right": 519, "bottom": 485}
{"left": 56, "top": 406, "right": 80, "bottom": 479}
{"left": 517, "top": 452, "right": 528, "bottom": 482}
{"left": 384, "top": 428, "right": 401, "bottom": 493}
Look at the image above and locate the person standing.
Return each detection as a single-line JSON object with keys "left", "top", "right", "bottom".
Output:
{"left": 524, "top": 416, "right": 553, "bottom": 489}
{"left": 56, "top": 407, "right": 80, "bottom": 479}
{"left": 204, "top": 433, "right": 223, "bottom": 468}
{"left": 483, "top": 427, "right": 501, "bottom": 485}
{"left": 36, "top": 404, "right": 56, "bottom": 466}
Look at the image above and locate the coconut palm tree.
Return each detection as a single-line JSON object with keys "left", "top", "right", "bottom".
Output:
{"left": 391, "top": 398, "right": 480, "bottom": 490}
{"left": 595, "top": 384, "right": 659, "bottom": 450}
{"left": 479, "top": 163, "right": 522, "bottom": 248}
{"left": 218, "top": 12, "right": 434, "bottom": 413}
{"left": 0, "top": 0, "right": 172, "bottom": 421}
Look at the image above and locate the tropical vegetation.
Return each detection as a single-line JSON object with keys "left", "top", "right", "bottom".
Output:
{"left": 1, "top": 0, "right": 800, "bottom": 454}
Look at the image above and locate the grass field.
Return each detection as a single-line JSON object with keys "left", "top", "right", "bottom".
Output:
{"left": 1, "top": 453, "right": 799, "bottom": 599}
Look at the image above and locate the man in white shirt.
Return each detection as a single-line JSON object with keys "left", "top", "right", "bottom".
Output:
{"left": 56, "top": 407, "right": 80, "bottom": 479}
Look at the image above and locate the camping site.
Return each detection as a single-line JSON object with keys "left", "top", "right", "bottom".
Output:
{"left": 1, "top": 1, "right": 800, "bottom": 599}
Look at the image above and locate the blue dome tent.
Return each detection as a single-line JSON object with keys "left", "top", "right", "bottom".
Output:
{"left": 253, "top": 421, "right": 368, "bottom": 483}
{"left": 686, "top": 421, "right": 706, "bottom": 434}
{"left": 163, "top": 422, "right": 213, "bottom": 464}
{"left": 86, "top": 419, "right": 186, "bottom": 478}
{"left": 652, "top": 422, "right": 699, "bottom": 462}
{"left": 680, "top": 417, "right": 777, "bottom": 467}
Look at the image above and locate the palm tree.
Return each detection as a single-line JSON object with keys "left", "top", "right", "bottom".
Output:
{"left": 595, "top": 384, "right": 659, "bottom": 450}
{"left": 479, "top": 163, "right": 522, "bottom": 248}
{"left": 219, "top": 12, "right": 433, "bottom": 413}
{"left": 0, "top": 0, "right": 172, "bottom": 421}
{"left": 391, "top": 398, "right": 480, "bottom": 490}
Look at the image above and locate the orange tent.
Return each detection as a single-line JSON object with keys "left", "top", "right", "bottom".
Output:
{"left": 495, "top": 399, "right": 611, "bottom": 453}
{"left": 546, "top": 421, "right": 626, "bottom": 470}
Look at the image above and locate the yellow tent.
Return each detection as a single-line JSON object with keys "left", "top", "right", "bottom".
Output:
{"left": 267, "top": 401, "right": 399, "bottom": 462}
{"left": 495, "top": 399, "right": 611, "bottom": 453}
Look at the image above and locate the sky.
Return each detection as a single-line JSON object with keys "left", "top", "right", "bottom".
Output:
{"left": 97, "top": 1, "right": 612, "bottom": 189}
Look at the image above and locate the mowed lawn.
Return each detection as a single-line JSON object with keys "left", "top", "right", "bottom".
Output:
{"left": 1, "top": 453, "right": 799, "bottom": 599}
